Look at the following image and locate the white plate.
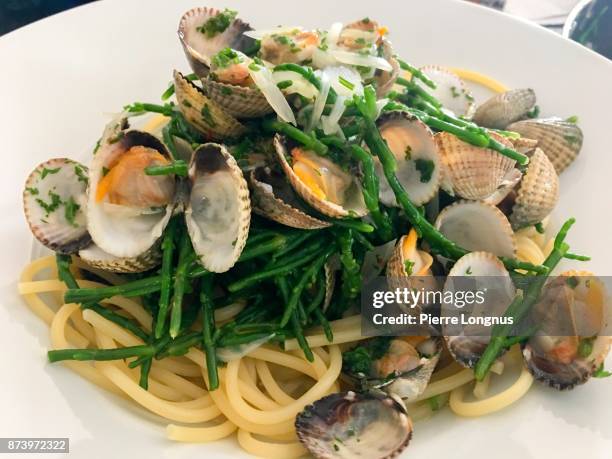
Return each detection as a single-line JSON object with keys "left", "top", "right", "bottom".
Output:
{"left": 0, "top": 0, "right": 611, "bottom": 458}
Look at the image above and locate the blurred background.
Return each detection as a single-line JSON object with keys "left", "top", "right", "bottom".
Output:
{"left": 0, "top": 0, "right": 610, "bottom": 58}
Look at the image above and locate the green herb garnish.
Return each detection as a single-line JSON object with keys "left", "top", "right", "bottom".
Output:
{"left": 40, "top": 167, "right": 60, "bottom": 180}
{"left": 196, "top": 8, "right": 237, "bottom": 38}
{"left": 414, "top": 158, "right": 435, "bottom": 183}
{"left": 64, "top": 196, "right": 80, "bottom": 227}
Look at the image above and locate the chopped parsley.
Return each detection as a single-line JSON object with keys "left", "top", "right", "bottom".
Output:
{"left": 566, "top": 115, "right": 579, "bottom": 124}
{"left": 36, "top": 190, "right": 62, "bottom": 217}
{"left": 464, "top": 91, "right": 475, "bottom": 103}
{"left": 277, "top": 80, "right": 293, "bottom": 90}
{"left": 338, "top": 75, "right": 355, "bottom": 91}
{"left": 102, "top": 167, "right": 110, "bottom": 177}
{"left": 342, "top": 337, "right": 392, "bottom": 376}
{"left": 201, "top": 104, "right": 217, "bottom": 127}
{"left": 182, "top": 100, "right": 192, "bottom": 108}
{"left": 404, "top": 145, "right": 412, "bottom": 160}
{"left": 248, "top": 61, "right": 261, "bottom": 72}
{"left": 414, "top": 158, "right": 435, "bottom": 183}
{"left": 564, "top": 134, "right": 581, "bottom": 146}
{"left": 465, "top": 266, "right": 473, "bottom": 275}
{"left": 427, "top": 395, "right": 444, "bottom": 411}
{"left": 355, "top": 37, "right": 367, "bottom": 45}
{"left": 25, "top": 187, "right": 39, "bottom": 195}
{"left": 74, "top": 164, "right": 88, "bottom": 184}
{"left": 526, "top": 105, "right": 540, "bottom": 119}
{"left": 450, "top": 86, "right": 461, "bottom": 98}
{"left": 196, "top": 8, "right": 237, "bottom": 38}
{"left": 534, "top": 222, "right": 545, "bottom": 234}
{"left": 565, "top": 276, "right": 579, "bottom": 289}
{"left": 64, "top": 196, "right": 80, "bottom": 227}
{"left": 211, "top": 47, "right": 241, "bottom": 69}
{"left": 272, "top": 34, "right": 293, "bottom": 46}
{"left": 108, "top": 131, "right": 124, "bottom": 144}
{"left": 93, "top": 138, "right": 102, "bottom": 154}
{"left": 593, "top": 363, "right": 612, "bottom": 378}
{"left": 362, "top": 17, "right": 371, "bottom": 24}
{"left": 404, "top": 259, "right": 415, "bottom": 275}
{"left": 40, "top": 166, "right": 60, "bottom": 179}
{"left": 577, "top": 337, "right": 595, "bottom": 358}
{"left": 220, "top": 86, "right": 233, "bottom": 95}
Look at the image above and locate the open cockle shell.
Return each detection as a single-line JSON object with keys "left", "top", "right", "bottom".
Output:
{"left": 417, "top": 65, "right": 475, "bottom": 117}
{"left": 523, "top": 271, "right": 611, "bottom": 390}
{"left": 472, "top": 88, "right": 536, "bottom": 129}
{"left": 508, "top": 148, "right": 559, "bottom": 229}
{"left": 202, "top": 77, "right": 273, "bottom": 118}
{"left": 436, "top": 131, "right": 518, "bottom": 201}
{"left": 374, "top": 40, "right": 400, "bottom": 97}
{"left": 506, "top": 117, "right": 583, "bottom": 173}
{"left": 386, "top": 229, "right": 437, "bottom": 309}
{"left": 296, "top": 391, "right": 413, "bottom": 459}
{"left": 376, "top": 111, "right": 441, "bottom": 207}
{"left": 273, "top": 134, "right": 368, "bottom": 218}
{"left": 174, "top": 70, "right": 247, "bottom": 140}
{"left": 185, "top": 143, "right": 251, "bottom": 273}
{"left": 87, "top": 130, "right": 175, "bottom": 259}
{"left": 178, "top": 7, "right": 254, "bottom": 78}
{"left": 444, "top": 251, "right": 515, "bottom": 368}
{"left": 23, "top": 158, "right": 91, "bottom": 254}
{"left": 435, "top": 200, "right": 516, "bottom": 258}
{"left": 510, "top": 136, "right": 539, "bottom": 155}
{"left": 79, "top": 241, "right": 161, "bottom": 273}
{"left": 249, "top": 166, "right": 331, "bottom": 229}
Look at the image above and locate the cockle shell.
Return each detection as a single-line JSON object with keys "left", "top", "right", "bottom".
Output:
{"left": 185, "top": 143, "right": 251, "bottom": 273}
{"left": 79, "top": 241, "right": 161, "bottom": 273}
{"left": 435, "top": 131, "right": 518, "bottom": 201}
{"left": 472, "top": 88, "right": 536, "bottom": 129}
{"left": 202, "top": 77, "right": 273, "bottom": 118}
{"left": 443, "top": 251, "right": 515, "bottom": 368}
{"left": 174, "top": 70, "right": 247, "bottom": 140}
{"left": 435, "top": 200, "right": 516, "bottom": 258}
{"left": 523, "top": 271, "right": 611, "bottom": 390}
{"left": 87, "top": 130, "right": 175, "bottom": 260}
{"left": 23, "top": 158, "right": 91, "bottom": 254}
{"left": 376, "top": 111, "right": 441, "bottom": 207}
{"left": 296, "top": 391, "right": 413, "bottom": 459}
{"left": 509, "top": 148, "right": 559, "bottom": 229}
{"left": 510, "top": 136, "right": 538, "bottom": 154}
{"left": 273, "top": 134, "right": 367, "bottom": 218}
{"left": 249, "top": 166, "right": 330, "bottom": 229}
{"left": 375, "top": 40, "right": 400, "bottom": 98}
{"left": 178, "top": 7, "right": 255, "bottom": 78}
{"left": 506, "top": 117, "right": 583, "bottom": 173}
{"left": 417, "top": 65, "right": 475, "bottom": 117}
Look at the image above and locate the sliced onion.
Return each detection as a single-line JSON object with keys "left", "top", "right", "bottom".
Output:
{"left": 375, "top": 98, "right": 389, "bottom": 119}
{"left": 307, "top": 71, "right": 331, "bottom": 132}
{"left": 327, "top": 22, "right": 343, "bottom": 48}
{"left": 312, "top": 47, "right": 338, "bottom": 69}
{"left": 272, "top": 70, "right": 318, "bottom": 99}
{"left": 329, "top": 49, "right": 392, "bottom": 71}
{"left": 322, "top": 65, "right": 363, "bottom": 97}
{"left": 321, "top": 95, "right": 347, "bottom": 135}
{"left": 243, "top": 26, "right": 303, "bottom": 40}
{"left": 249, "top": 65, "right": 296, "bottom": 125}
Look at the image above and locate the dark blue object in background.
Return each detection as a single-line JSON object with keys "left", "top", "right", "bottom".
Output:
{"left": 0, "top": 0, "right": 96, "bottom": 36}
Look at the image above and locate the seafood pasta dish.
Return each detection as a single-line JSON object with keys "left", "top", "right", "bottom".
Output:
{"left": 17, "top": 6, "right": 611, "bottom": 459}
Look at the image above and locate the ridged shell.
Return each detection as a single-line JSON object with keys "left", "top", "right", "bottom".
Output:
{"left": 436, "top": 131, "right": 518, "bottom": 201}
{"left": 472, "top": 88, "right": 536, "bottom": 129}
{"left": 174, "top": 70, "right": 247, "bottom": 140}
{"left": 249, "top": 167, "right": 330, "bottom": 229}
{"left": 375, "top": 40, "right": 400, "bottom": 98}
{"left": 444, "top": 252, "right": 515, "bottom": 368}
{"left": 435, "top": 200, "right": 516, "bottom": 258}
{"left": 202, "top": 77, "right": 273, "bottom": 118}
{"left": 23, "top": 158, "right": 91, "bottom": 254}
{"left": 185, "top": 143, "right": 251, "bottom": 273}
{"left": 78, "top": 242, "right": 161, "bottom": 273}
{"left": 296, "top": 391, "right": 413, "bottom": 459}
{"left": 418, "top": 65, "right": 475, "bottom": 117}
{"left": 87, "top": 130, "right": 175, "bottom": 259}
{"left": 506, "top": 117, "right": 583, "bottom": 173}
{"left": 376, "top": 111, "right": 441, "bottom": 206}
{"left": 386, "top": 230, "right": 437, "bottom": 305}
{"left": 273, "top": 134, "right": 368, "bottom": 218}
{"left": 510, "top": 136, "right": 538, "bottom": 154}
{"left": 523, "top": 271, "right": 611, "bottom": 390}
{"left": 178, "top": 7, "right": 254, "bottom": 78}
{"left": 509, "top": 148, "right": 559, "bottom": 229}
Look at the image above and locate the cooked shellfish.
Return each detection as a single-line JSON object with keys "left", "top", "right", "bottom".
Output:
{"left": 185, "top": 143, "right": 251, "bottom": 273}
{"left": 417, "top": 66, "right": 475, "bottom": 117}
{"left": 472, "top": 88, "right": 536, "bottom": 129}
{"left": 23, "top": 158, "right": 90, "bottom": 254}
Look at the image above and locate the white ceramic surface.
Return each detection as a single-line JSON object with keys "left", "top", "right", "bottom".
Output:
{"left": 0, "top": 0, "right": 611, "bottom": 458}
